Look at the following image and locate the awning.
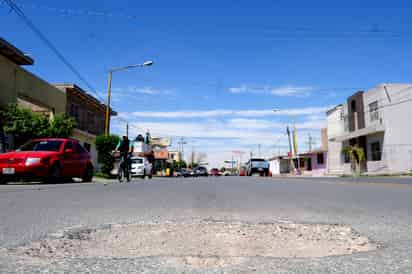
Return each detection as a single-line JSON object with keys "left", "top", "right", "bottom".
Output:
{"left": 331, "top": 125, "right": 385, "bottom": 142}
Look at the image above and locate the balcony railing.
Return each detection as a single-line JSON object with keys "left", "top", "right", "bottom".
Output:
{"left": 343, "top": 110, "right": 383, "bottom": 133}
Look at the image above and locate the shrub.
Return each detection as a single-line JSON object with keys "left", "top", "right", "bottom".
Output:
{"left": 96, "top": 134, "right": 120, "bottom": 176}
{"left": 0, "top": 104, "right": 75, "bottom": 148}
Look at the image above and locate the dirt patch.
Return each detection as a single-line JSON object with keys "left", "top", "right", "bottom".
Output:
{"left": 9, "top": 221, "right": 377, "bottom": 266}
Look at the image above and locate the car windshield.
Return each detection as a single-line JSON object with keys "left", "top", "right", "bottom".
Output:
{"left": 17, "top": 140, "right": 63, "bottom": 152}
{"left": 132, "top": 158, "right": 143, "bottom": 164}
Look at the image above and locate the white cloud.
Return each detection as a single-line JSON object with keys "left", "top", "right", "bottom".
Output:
{"left": 111, "top": 86, "right": 175, "bottom": 96}
{"left": 270, "top": 86, "right": 312, "bottom": 97}
{"left": 228, "top": 84, "right": 249, "bottom": 93}
{"left": 228, "top": 84, "right": 313, "bottom": 97}
{"left": 132, "top": 87, "right": 174, "bottom": 95}
{"left": 227, "top": 119, "right": 280, "bottom": 129}
{"left": 128, "top": 106, "right": 331, "bottom": 119}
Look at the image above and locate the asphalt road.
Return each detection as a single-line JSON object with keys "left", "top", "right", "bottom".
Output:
{"left": 1, "top": 176, "right": 412, "bottom": 273}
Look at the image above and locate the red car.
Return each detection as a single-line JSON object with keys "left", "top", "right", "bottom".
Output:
{"left": 0, "top": 138, "right": 94, "bottom": 184}
{"left": 210, "top": 168, "right": 221, "bottom": 176}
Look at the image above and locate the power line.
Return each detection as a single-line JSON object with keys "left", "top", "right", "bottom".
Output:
{"left": 3, "top": 0, "right": 149, "bottom": 136}
{"left": 5, "top": 2, "right": 406, "bottom": 39}
{"left": 2, "top": 0, "right": 105, "bottom": 103}
{"left": 15, "top": 2, "right": 139, "bottom": 20}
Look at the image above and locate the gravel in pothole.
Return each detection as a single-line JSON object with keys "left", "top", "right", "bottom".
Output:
{"left": 6, "top": 221, "right": 378, "bottom": 265}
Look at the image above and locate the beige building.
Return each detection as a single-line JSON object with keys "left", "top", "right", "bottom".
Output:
{"left": 0, "top": 38, "right": 113, "bottom": 168}
{"left": 0, "top": 37, "right": 66, "bottom": 150}
{"left": 169, "top": 151, "right": 182, "bottom": 162}
{"left": 55, "top": 84, "right": 115, "bottom": 167}
{"left": 0, "top": 38, "right": 66, "bottom": 115}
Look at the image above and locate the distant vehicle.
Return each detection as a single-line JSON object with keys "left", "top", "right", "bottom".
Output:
{"left": 222, "top": 170, "right": 232, "bottom": 176}
{"left": 193, "top": 166, "right": 208, "bottom": 177}
{"left": 210, "top": 168, "right": 221, "bottom": 176}
{"left": 245, "top": 158, "right": 269, "bottom": 176}
{"left": 130, "top": 156, "right": 152, "bottom": 179}
{"left": 0, "top": 138, "right": 93, "bottom": 184}
{"left": 239, "top": 167, "right": 246, "bottom": 176}
{"left": 180, "top": 168, "right": 192, "bottom": 177}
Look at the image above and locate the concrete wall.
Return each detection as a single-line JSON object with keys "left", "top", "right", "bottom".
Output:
{"left": 0, "top": 54, "right": 17, "bottom": 107}
{"left": 269, "top": 159, "right": 280, "bottom": 175}
{"left": 311, "top": 152, "right": 328, "bottom": 176}
{"left": 365, "top": 132, "right": 389, "bottom": 174}
{"left": 0, "top": 54, "right": 66, "bottom": 112}
{"left": 71, "top": 129, "right": 98, "bottom": 169}
{"left": 364, "top": 84, "right": 412, "bottom": 174}
{"left": 65, "top": 90, "right": 105, "bottom": 135}
{"left": 327, "top": 105, "right": 344, "bottom": 175}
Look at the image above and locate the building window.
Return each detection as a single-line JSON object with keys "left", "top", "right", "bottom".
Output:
{"left": 369, "top": 101, "right": 379, "bottom": 122}
{"left": 371, "top": 142, "right": 382, "bottom": 161}
{"left": 317, "top": 153, "right": 324, "bottom": 165}
{"left": 87, "top": 111, "right": 95, "bottom": 132}
{"left": 299, "top": 158, "right": 305, "bottom": 168}
{"left": 70, "top": 103, "right": 80, "bottom": 122}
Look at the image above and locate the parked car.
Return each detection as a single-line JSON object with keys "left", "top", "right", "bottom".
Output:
{"left": 239, "top": 167, "right": 246, "bottom": 176}
{"left": 130, "top": 156, "right": 152, "bottom": 179}
{"left": 210, "top": 168, "right": 221, "bottom": 176}
{"left": 179, "top": 168, "right": 192, "bottom": 177}
{"left": 193, "top": 166, "right": 208, "bottom": 177}
{"left": 0, "top": 138, "right": 93, "bottom": 184}
{"left": 222, "top": 170, "right": 233, "bottom": 176}
{"left": 245, "top": 158, "right": 269, "bottom": 176}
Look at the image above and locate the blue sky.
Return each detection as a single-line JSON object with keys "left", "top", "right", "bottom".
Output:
{"left": 2, "top": 0, "right": 412, "bottom": 167}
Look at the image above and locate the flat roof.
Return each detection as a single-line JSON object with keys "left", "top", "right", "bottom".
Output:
{"left": 0, "top": 37, "right": 34, "bottom": 65}
{"left": 54, "top": 83, "right": 117, "bottom": 116}
{"left": 326, "top": 104, "right": 343, "bottom": 115}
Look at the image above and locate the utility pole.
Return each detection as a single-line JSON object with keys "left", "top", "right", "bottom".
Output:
{"left": 178, "top": 137, "right": 187, "bottom": 167}
{"left": 231, "top": 153, "right": 234, "bottom": 175}
{"left": 104, "top": 71, "right": 113, "bottom": 136}
{"left": 286, "top": 126, "right": 294, "bottom": 174}
{"left": 126, "top": 123, "right": 129, "bottom": 138}
{"left": 307, "top": 133, "right": 313, "bottom": 152}
{"left": 258, "top": 144, "right": 261, "bottom": 158}
{"left": 191, "top": 146, "right": 195, "bottom": 168}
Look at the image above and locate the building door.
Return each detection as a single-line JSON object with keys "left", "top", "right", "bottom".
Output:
{"left": 307, "top": 158, "right": 312, "bottom": 171}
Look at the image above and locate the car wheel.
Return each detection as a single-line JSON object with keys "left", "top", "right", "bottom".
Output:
{"left": 82, "top": 165, "right": 93, "bottom": 183}
{"left": 46, "top": 164, "right": 62, "bottom": 184}
{"left": 0, "top": 178, "right": 7, "bottom": 185}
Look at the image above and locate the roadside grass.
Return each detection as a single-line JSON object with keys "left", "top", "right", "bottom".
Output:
{"left": 93, "top": 172, "right": 115, "bottom": 179}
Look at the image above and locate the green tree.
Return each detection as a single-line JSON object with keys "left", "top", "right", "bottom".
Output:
{"left": 0, "top": 104, "right": 76, "bottom": 147}
{"left": 173, "top": 160, "right": 187, "bottom": 169}
{"left": 46, "top": 113, "right": 76, "bottom": 138}
{"left": 96, "top": 134, "right": 120, "bottom": 176}
{"left": 342, "top": 145, "right": 365, "bottom": 176}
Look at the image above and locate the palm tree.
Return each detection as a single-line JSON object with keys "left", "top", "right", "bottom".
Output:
{"left": 342, "top": 145, "right": 365, "bottom": 176}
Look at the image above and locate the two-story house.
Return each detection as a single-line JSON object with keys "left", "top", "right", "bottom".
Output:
{"left": 327, "top": 84, "right": 412, "bottom": 175}
{"left": 0, "top": 38, "right": 114, "bottom": 168}
{"left": 54, "top": 84, "right": 116, "bottom": 168}
{"left": 0, "top": 37, "right": 66, "bottom": 151}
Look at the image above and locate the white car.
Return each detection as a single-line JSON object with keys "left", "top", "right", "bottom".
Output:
{"left": 130, "top": 157, "right": 152, "bottom": 179}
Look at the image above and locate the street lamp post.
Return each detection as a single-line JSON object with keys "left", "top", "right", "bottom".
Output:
{"left": 104, "top": 60, "right": 153, "bottom": 136}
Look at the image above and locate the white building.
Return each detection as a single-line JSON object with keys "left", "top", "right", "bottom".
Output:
{"left": 327, "top": 84, "right": 412, "bottom": 175}
{"left": 269, "top": 156, "right": 290, "bottom": 176}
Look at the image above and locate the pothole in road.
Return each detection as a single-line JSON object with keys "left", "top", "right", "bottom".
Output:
{"left": 10, "top": 221, "right": 377, "bottom": 267}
